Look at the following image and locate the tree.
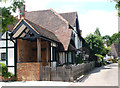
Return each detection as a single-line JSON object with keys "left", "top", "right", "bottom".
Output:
{"left": 111, "top": 32, "right": 120, "bottom": 44}
{"left": 85, "top": 34, "right": 105, "bottom": 56}
{"left": 0, "top": 0, "right": 24, "bottom": 33}
{"left": 113, "top": 0, "right": 120, "bottom": 16}
{"left": 94, "top": 27, "right": 101, "bottom": 36}
{"left": 102, "top": 35, "right": 112, "bottom": 46}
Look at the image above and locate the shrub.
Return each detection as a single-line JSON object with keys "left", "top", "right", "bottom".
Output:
{"left": 3, "top": 72, "right": 14, "bottom": 79}
{"left": 95, "top": 54, "right": 105, "bottom": 65}
{"left": 0, "top": 63, "right": 7, "bottom": 75}
{"left": 0, "top": 63, "right": 14, "bottom": 79}
{"left": 111, "top": 58, "right": 117, "bottom": 63}
{"left": 75, "top": 54, "right": 83, "bottom": 64}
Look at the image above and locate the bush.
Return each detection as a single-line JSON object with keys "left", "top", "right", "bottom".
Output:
{"left": 118, "top": 60, "right": 120, "bottom": 68}
{"left": 111, "top": 58, "right": 117, "bottom": 63}
{"left": 95, "top": 54, "right": 106, "bottom": 65}
{"left": 0, "top": 63, "right": 7, "bottom": 75}
{"left": 75, "top": 54, "right": 83, "bottom": 64}
{"left": 102, "top": 60, "right": 106, "bottom": 65}
{"left": 0, "top": 63, "right": 14, "bottom": 79}
{"left": 3, "top": 72, "right": 14, "bottom": 79}
{"left": 95, "top": 61, "right": 102, "bottom": 67}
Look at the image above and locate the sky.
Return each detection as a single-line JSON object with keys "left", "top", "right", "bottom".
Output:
{"left": 1, "top": 0, "right": 118, "bottom": 37}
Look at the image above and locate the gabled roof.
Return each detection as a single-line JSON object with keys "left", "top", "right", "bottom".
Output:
{"left": 59, "top": 12, "right": 77, "bottom": 27}
{"left": 11, "top": 18, "right": 59, "bottom": 42}
{"left": 25, "top": 9, "right": 73, "bottom": 50}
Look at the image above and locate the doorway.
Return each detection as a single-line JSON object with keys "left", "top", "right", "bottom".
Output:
{"left": 41, "top": 48, "right": 47, "bottom": 66}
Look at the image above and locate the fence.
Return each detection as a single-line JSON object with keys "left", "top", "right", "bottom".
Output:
{"left": 40, "top": 61, "right": 95, "bottom": 82}
{"left": 1, "top": 62, "right": 95, "bottom": 81}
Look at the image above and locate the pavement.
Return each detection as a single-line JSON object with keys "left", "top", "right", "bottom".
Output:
{"left": 0, "top": 63, "right": 118, "bottom": 87}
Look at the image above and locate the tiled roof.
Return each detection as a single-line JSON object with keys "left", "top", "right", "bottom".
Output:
{"left": 25, "top": 9, "right": 73, "bottom": 50}
{"left": 59, "top": 12, "right": 77, "bottom": 27}
{"left": 25, "top": 19, "right": 59, "bottom": 42}
{"left": 68, "top": 44, "right": 77, "bottom": 51}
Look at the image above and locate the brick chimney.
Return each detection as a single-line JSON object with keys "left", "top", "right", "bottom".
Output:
{"left": 18, "top": 4, "right": 25, "bottom": 19}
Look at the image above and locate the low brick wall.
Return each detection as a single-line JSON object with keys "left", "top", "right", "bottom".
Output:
{"left": 17, "top": 62, "right": 40, "bottom": 81}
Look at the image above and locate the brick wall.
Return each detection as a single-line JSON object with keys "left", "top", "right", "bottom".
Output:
{"left": 17, "top": 62, "right": 40, "bottom": 81}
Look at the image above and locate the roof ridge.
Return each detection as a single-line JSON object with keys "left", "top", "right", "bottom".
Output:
{"left": 25, "top": 8, "right": 75, "bottom": 28}
{"left": 25, "top": 9, "right": 50, "bottom": 13}
{"left": 49, "top": 8, "right": 69, "bottom": 25}
{"left": 59, "top": 11, "right": 77, "bottom": 14}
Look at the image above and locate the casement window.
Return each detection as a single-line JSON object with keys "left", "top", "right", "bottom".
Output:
{"left": 1, "top": 53, "right": 6, "bottom": 61}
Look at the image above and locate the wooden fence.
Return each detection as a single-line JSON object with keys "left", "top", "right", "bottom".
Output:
{"left": 40, "top": 61, "right": 95, "bottom": 82}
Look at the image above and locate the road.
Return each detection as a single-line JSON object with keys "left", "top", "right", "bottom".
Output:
{"left": 0, "top": 63, "right": 118, "bottom": 87}
{"left": 71, "top": 63, "right": 118, "bottom": 86}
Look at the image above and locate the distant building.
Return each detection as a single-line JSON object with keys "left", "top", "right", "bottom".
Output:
{"left": 110, "top": 43, "right": 120, "bottom": 58}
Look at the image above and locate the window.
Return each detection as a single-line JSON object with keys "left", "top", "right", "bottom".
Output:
{"left": 52, "top": 47, "right": 56, "bottom": 61}
{"left": 68, "top": 52, "right": 72, "bottom": 63}
{"left": 59, "top": 52, "right": 65, "bottom": 64}
{"left": 1, "top": 53, "right": 6, "bottom": 61}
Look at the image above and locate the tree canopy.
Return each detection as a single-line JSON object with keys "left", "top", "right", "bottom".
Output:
{"left": 0, "top": 0, "right": 24, "bottom": 33}
{"left": 85, "top": 29, "right": 112, "bottom": 60}
{"left": 113, "top": 0, "right": 120, "bottom": 16}
{"left": 94, "top": 27, "right": 101, "bottom": 36}
{"left": 102, "top": 35, "right": 112, "bottom": 46}
{"left": 111, "top": 32, "right": 120, "bottom": 44}
{"left": 85, "top": 34, "right": 106, "bottom": 56}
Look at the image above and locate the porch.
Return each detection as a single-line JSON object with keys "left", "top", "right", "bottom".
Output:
{"left": 16, "top": 38, "right": 56, "bottom": 81}
{"left": 16, "top": 38, "right": 76, "bottom": 81}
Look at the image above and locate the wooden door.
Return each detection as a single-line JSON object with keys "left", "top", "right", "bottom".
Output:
{"left": 41, "top": 48, "right": 46, "bottom": 66}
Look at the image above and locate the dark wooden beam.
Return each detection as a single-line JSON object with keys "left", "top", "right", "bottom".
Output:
{"left": 0, "top": 39, "right": 11, "bottom": 40}
{"left": 0, "top": 47, "right": 14, "bottom": 49}
{"left": 37, "top": 38, "right": 41, "bottom": 62}
{"left": 6, "top": 32, "right": 8, "bottom": 73}
{"left": 14, "top": 39, "right": 17, "bottom": 78}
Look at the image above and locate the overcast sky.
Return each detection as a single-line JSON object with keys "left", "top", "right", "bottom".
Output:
{"left": 1, "top": 0, "right": 118, "bottom": 37}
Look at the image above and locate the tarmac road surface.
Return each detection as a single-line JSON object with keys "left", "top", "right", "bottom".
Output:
{"left": 71, "top": 63, "right": 118, "bottom": 86}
